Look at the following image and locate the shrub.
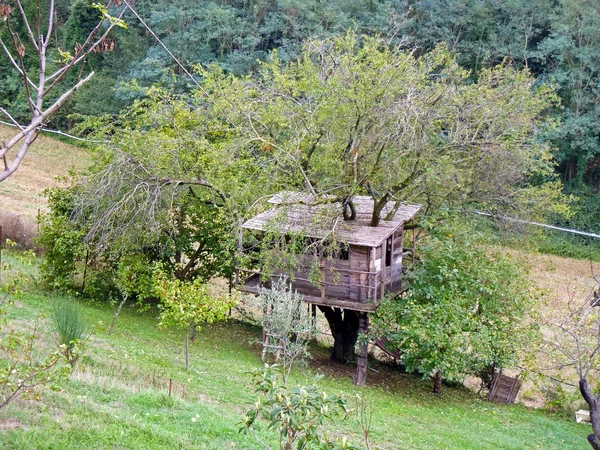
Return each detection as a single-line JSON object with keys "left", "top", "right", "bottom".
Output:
{"left": 51, "top": 301, "right": 88, "bottom": 367}
{"left": 240, "top": 364, "right": 360, "bottom": 450}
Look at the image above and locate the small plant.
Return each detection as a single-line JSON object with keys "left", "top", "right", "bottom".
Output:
{"left": 258, "top": 277, "right": 314, "bottom": 384}
{"left": 240, "top": 364, "right": 360, "bottom": 450}
{"left": 51, "top": 301, "right": 89, "bottom": 367}
{"left": 356, "top": 389, "right": 374, "bottom": 450}
{"left": 1, "top": 250, "right": 70, "bottom": 412}
{"left": 152, "top": 264, "right": 236, "bottom": 370}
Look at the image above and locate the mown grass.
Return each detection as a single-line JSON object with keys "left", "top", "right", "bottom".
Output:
{"left": 0, "top": 287, "right": 589, "bottom": 450}
{"left": 0, "top": 124, "right": 90, "bottom": 221}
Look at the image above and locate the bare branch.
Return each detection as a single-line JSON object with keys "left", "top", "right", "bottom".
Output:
{"left": 14, "top": 0, "right": 40, "bottom": 51}
{"left": 0, "top": 72, "right": 95, "bottom": 182}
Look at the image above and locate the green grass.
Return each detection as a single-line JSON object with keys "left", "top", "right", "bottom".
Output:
{"left": 0, "top": 290, "right": 589, "bottom": 450}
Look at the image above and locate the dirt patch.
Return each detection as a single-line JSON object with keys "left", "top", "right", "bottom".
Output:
{"left": 0, "top": 418, "right": 24, "bottom": 431}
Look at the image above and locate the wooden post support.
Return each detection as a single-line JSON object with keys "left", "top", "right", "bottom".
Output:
{"left": 320, "top": 250, "right": 326, "bottom": 301}
{"left": 412, "top": 220, "right": 416, "bottom": 264}
{"left": 354, "top": 312, "right": 369, "bottom": 386}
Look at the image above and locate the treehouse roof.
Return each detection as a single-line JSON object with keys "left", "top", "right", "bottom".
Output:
{"left": 242, "top": 192, "right": 422, "bottom": 247}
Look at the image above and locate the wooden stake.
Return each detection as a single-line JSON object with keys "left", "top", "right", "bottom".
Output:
{"left": 354, "top": 313, "right": 369, "bottom": 386}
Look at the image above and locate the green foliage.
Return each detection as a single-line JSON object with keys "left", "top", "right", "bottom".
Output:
{"left": 51, "top": 300, "right": 89, "bottom": 367}
{"left": 115, "top": 253, "right": 154, "bottom": 303}
{"left": 152, "top": 264, "right": 235, "bottom": 331}
{"left": 240, "top": 364, "right": 360, "bottom": 450}
{"left": 152, "top": 264, "right": 236, "bottom": 369}
{"left": 200, "top": 31, "right": 561, "bottom": 223}
{"left": 38, "top": 183, "right": 87, "bottom": 293}
{"left": 372, "top": 221, "right": 539, "bottom": 390}
{"left": 0, "top": 251, "right": 70, "bottom": 412}
{"left": 258, "top": 278, "right": 314, "bottom": 382}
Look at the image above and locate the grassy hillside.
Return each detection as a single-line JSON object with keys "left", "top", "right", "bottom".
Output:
{"left": 0, "top": 277, "right": 589, "bottom": 449}
{"left": 0, "top": 125, "right": 91, "bottom": 221}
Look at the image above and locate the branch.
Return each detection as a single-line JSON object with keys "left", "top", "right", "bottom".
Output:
{"left": 0, "top": 72, "right": 95, "bottom": 182}
{"left": 15, "top": 0, "right": 40, "bottom": 51}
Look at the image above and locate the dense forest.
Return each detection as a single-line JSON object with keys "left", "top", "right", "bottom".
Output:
{"left": 2, "top": 1, "right": 599, "bottom": 198}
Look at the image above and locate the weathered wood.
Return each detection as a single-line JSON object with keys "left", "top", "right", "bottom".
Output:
{"left": 380, "top": 242, "right": 386, "bottom": 299}
{"left": 243, "top": 194, "right": 421, "bottom": 247}
{"left": 488, "top": 369, "right": 522, "bottom": 404}
{"left": 354, "top": 312, "right": 369, "bottom": 386}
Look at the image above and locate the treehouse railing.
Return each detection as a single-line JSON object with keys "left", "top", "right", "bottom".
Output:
{"left": 234, "top": 264, "right": 386, "bottom": 309}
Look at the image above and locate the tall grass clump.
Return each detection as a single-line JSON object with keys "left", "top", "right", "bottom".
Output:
{"left": 51, "top": 301, "right": 88, "bottom": 367}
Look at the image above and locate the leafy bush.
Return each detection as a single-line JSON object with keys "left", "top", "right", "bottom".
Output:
{"left": 372, "top": 222, "right": 539, "bottom": 393}
{"left": 38, "top": 185, "right": 86, "bottom": 293}
{"left": 152, "top": 264, "right": 236, "bottom": 370}
{"left": 240, "top": 364, "right": 360, "bottom": 450}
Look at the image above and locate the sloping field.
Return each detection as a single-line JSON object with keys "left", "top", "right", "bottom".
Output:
{"left": 0, "top": 288, "right": 589, "bottom": 450}
{"left": 0, "top": 124, "right": 91, "bottom": 220}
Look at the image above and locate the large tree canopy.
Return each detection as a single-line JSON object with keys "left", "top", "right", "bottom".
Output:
{"left": 48, "top": 33, "right": 565, "bottom": 367}
{"left": 74, "top": 33, "right": 562, "bottom": 252}
{"left": 202, "top": 33, "right": 561, "bottom": 225}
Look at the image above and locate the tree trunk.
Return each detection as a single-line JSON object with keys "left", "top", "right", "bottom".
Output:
{"left": 579, "top": 378, "right": 600, "bottom": 449}
{"left": 355, "top": 313, "right": 369, "bottom": 386}
{"left": 433, "top": 370, "right": 443, "bottom": 394}
{"left": 109, "top": 294, "right": 127, "bottom": 335}
{"left": 318, "top": 306, "right": 359, "bottom": 363}
{"left": 370, "top": 194, "right": 389, "bottom": 227}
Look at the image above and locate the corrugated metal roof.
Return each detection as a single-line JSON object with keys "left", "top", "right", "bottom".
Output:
{"left": 242, "top": 193, "right": 421, "bottom": 247}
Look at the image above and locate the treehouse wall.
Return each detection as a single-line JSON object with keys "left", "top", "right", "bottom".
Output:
{"left": 269, "top": 229, "right": 405, "bottom": 304}
{"left": 271, "top": 256, "right": 352, "bottom": 300}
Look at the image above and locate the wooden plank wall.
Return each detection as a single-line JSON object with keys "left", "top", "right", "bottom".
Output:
{"left": 349, "top": 246, "right": 370, "bottom": 302}
{"left": 272, "top": 257, "right": 352, "bottom": 300}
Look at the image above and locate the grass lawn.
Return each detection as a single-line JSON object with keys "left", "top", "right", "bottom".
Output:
{"left": 0, "top": 288, "right": 589, "bottom": 450}
{"left": 0, "top": 124, "right": 90, "bottom": 221}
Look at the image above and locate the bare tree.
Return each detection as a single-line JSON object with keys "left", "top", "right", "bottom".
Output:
{"left": 543, "top": 280, "right": 600, "bottom": 449}
{"left": 0, "top": 0, "right": 126, "bottom": 182}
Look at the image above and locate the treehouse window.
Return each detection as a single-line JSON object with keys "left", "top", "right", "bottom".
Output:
{"left": 385, "top": 237, "right": 392, "bottom": 267}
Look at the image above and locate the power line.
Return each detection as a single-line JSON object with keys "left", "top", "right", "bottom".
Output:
{"left": 0, "top": 119, "right": 106, "bottom": 143}
{"left": 476, "top": 211, "right": 600, "bottom": 239}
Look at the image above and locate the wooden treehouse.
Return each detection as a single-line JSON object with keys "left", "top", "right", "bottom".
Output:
{"left": 235, "top": 192, "right": 421, "bottom": 385}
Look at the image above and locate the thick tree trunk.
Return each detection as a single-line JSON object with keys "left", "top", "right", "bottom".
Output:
{"left": 318, "top": 306, "right": 360, "bottom": 363}
{"left": 579, "top": 378, "right": 600, "bottom": 449}
{"left": 433, "top": 370, "right": 443, "bottom": 394}
{"left": 370, "top": 194, "right": 389, "bottom": 227}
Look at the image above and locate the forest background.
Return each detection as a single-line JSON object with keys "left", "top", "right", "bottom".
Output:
{"left": 2, "top": 0, "right": 600, "bottom": 246}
